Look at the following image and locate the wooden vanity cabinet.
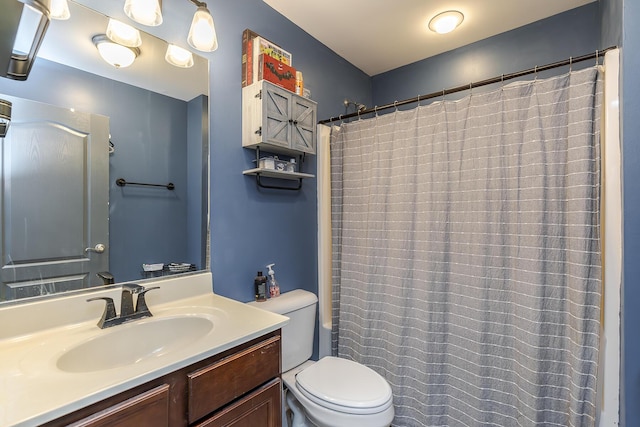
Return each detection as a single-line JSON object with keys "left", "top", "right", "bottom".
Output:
{"left": 43, "top": 330, "right": 281, "bottom": 427}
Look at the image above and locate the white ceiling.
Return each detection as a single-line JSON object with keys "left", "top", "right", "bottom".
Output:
{"left": 263, "top": 0, "right": 596, "bottom": 76}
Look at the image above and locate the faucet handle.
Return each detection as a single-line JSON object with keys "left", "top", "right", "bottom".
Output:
{"left": 135, "top": 286, "right": 160, "bottom": 315}
{"left": 87, "top": 297, "right": 117, "bottom": 328}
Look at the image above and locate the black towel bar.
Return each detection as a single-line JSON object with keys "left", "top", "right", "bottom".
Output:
{"left": 116, "top": 178, "right": 175, "bottom": 190}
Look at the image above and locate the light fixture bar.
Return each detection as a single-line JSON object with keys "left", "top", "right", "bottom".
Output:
{"left": 106, "top": 18, "right": 142, "bottom": 47}
{"left": 124, "top": 0, "right": 163, "bottom": 27}
{"left": 165, "top": 44, "right": 194, "bottom": 68}
{"left": 6, "top": 0, "right": 51, "bottom": 80}
{"left": 187, "top": 0, "right": 218, "bottom": 52}
{"left": 0, "top": 99, "right": 11, "bottom": 138}
{"left": 50, "top": 0, "right": 70, "bottom": 20}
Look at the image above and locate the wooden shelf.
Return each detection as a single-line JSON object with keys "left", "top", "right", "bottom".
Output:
{"left": 242, "top": 168, "right": 315, "bottom": 180}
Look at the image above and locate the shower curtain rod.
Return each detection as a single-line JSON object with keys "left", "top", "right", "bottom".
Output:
{"left": 318, "top": 46, "right": 617, "bottom": 125}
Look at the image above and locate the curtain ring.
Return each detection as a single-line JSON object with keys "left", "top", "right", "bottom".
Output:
{"left": 339, "top": 114, "right": 344, "bottom": 125}
{"left": 534, "top": 65, "right": 538, "bottom": 82}
{"left": 569, "top": 56, "right": 573, "bottom": 72}
{"left": 442, "top": 89, "right": 446, "bottom": 102}
{"left": 374, "top": 105, "right": 378, "bottom": 117}
{"left": 394, "top": 100, "right": 399, "bottom": 111}
{"left": 595, "top": 50, "right": 599, "bottom": 66}
{"left": 417, "top": 94, "right": 421, "bottom": 106}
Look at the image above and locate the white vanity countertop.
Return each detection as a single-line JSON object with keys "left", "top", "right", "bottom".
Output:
{"left": 0, "top": 272, "right": 288, "bottom": 427}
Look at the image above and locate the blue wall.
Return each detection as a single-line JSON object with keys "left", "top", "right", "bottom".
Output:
{"left": 207, "top": 0, "right": 371, "bottom": 304}
{"left": 372, "top": 4, "right": 599, "bottom": 107}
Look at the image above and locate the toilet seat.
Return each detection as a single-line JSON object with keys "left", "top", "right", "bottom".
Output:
{"left": 295, "top": 356, "right": 393, "bottom": 415}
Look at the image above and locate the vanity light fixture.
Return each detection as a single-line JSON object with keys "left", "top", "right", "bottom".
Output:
{"left": 106, "top": 18, "right": 142, "bottom": 47}
{"left": 165, "top": 44, "right": 194, "bottom": 68}
{"left": 428, "top": 10, "right": 464, "bottom": 34}
{"left": 120, "top": 0, "right": 218, "bottom": 53}
{"left": 93, "top": 34, "right": 140, "bottom": 68}
{"left": 0, "top": 99, "right": 11, "bottom": 138}
{"left": 1, "top": 0, "right": 51, "bottom": 81}
{"left": 49, "top": 0, "right": 70, "bottom": 20}
{"left": 124, "top": 0, "right": 163, "bottom": 27}
{"left": 187, "top": 0, "right": 218, "bottom": 52}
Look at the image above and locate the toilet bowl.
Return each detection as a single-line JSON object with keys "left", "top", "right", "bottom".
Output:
{"left": 247, "top": 289, "right": 394, "bottom": 427}
{"left": 283, "top": 357, "right": 394, "bottom": 427}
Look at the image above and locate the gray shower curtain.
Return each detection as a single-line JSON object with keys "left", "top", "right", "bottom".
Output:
{"left": 330, "top": 67, "right": 602, "bottom": 426}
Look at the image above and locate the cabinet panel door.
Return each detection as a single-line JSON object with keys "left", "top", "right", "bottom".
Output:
{"left": 291, "top": 96, "right": 316, "bottom": 153}
{"left": 195, "top": 379, "right": 281, "bottom": 427}
{"left": 68, "top": 384, "right": 170, "bottom": 427}
{"left": 263, "top": 85, "right": 291, "bottom": 149}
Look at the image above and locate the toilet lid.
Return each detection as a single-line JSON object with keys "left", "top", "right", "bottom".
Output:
{"left": 295, "top": 357, "right": 393, "bottom": 414}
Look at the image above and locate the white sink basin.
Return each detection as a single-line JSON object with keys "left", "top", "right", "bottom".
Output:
{"left": 56, "top": 316, "right": 213, "bottom": 373}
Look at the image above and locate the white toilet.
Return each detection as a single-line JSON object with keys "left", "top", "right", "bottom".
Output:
{"left": 248, "top": 289, "right": 394, "bottom": 427}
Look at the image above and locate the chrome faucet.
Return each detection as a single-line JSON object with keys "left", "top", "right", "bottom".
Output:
{"left": 87, "top": 284, "right": 160, "bottom": 328}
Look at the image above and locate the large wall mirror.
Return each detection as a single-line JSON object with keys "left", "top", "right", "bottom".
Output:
{"left": 0, "top": 0, "right": 210, "bottom": 304}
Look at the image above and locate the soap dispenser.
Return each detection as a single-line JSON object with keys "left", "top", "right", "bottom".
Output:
{"left": 266, "top": 263, "right": 280, "bottom": 297}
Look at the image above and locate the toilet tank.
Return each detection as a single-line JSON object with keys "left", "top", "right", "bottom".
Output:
{"left": 247, "top": 289, "right": 317, "bottom": 372}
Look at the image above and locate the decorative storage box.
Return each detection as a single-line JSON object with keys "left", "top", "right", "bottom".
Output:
{"left": 258, "top": 54, "right": 296, "bottom": 92}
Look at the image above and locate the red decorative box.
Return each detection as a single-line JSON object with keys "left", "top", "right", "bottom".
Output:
{"left": 258, "top": 54, "right": 296, "bottom": 92}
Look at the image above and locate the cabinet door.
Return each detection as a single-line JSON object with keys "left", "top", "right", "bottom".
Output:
{"left": 262, "top": 84, "right": 291, "bottom": 150}
{"left": 290, "top": 96, "right": 316, "bottom": 154}
{"left": 195, "top": 379, "right": 281, "bottom": 427}
{"left": 68, "top": 384, "right": 170, "bottom": 427}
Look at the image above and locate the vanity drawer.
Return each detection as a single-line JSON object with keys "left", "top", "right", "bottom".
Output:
{"left": 187, "top": 335, "right": 281, "bottom": 423}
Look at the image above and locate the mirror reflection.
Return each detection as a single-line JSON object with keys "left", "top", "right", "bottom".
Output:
{"left": 0, "top": 0, "right": 209, "bottom": 303}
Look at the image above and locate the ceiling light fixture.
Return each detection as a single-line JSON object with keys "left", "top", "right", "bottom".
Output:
{"left": 93, "top": 35, "right": 140, "bottom": 68}
{"left": 124, "top": 0, "right": 163, "bottom": 27}
{"left": 428, "top": 10, "right": 464, "bottom": 34}
{"left": 50, "top": 0, "right": 70, "bottom": 20}
{"left": 106, "top": 18, "right": 142, "bottom": 47}
{"left": 187, "top": 0, "right": 218, "bottom": 52}
{"left": 165, "top": 44, "right": 194, "bottom": 68}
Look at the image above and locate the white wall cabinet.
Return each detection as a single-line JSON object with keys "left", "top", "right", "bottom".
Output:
{"left": 242, "top": 80, "right": 317, "bottom": 189}
{"left": 242, "top": 80, "right": 317, "bottom": 155}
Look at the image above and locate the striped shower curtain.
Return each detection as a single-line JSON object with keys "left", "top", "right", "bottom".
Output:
{"left": 330, "top": 67, "right": 602, "bottom": 426}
